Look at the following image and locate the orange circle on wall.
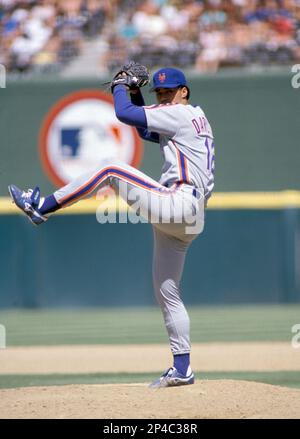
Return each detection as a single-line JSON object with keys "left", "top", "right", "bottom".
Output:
{"left": 39, "top": 89, "right": 143, "bottom": 188}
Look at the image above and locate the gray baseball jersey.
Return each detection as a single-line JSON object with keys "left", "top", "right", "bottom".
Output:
{"left": 144, "top": 103, "right": 215, "bottom": 199}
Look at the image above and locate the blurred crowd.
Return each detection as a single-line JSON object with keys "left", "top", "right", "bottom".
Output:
{"left": 1, "top": 0, "right": 300, "bottom": 75}
{"left": 0, "top": 0, "right": 109, "bottom": 73}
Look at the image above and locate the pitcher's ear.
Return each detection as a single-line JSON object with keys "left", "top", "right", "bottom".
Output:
{"left": 180, "top": 86, "right": 190, "bottom": 100}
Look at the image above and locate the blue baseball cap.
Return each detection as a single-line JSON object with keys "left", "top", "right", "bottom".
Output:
{"left": 150, "top": 67, "right": 188, "bottom": 91}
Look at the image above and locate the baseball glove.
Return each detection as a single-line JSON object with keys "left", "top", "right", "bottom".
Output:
{"left": 107, "top": 61, "right": 150, "bottom": 92}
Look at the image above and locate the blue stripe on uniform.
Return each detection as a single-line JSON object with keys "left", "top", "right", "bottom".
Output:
{"left": 61, "top": 168, "right": 160, "bottom": 206}
{"left": 179, "top": 151, "right": 187, "bottom": 183}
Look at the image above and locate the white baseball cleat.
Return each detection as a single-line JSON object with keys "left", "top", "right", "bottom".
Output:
{"left": 149, "top": 367, "right": 195, "bottom": 388}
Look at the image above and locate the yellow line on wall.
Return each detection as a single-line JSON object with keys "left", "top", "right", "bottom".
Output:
{"left": 1, "top": 191, "right": 300, "bottom": 215}
{"left": 209, "top": 191, "right": 300, "bottom": 209}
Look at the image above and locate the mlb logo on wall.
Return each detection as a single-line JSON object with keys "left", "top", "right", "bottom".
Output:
{"left": 39, "top": 90, "right": 143, "bottom": 187}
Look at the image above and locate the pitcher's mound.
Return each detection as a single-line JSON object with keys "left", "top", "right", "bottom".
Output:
{"left": 1, "top": 380, "right": 299, "bottom": 419}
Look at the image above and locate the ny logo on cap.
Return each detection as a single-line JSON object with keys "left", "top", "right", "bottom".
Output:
{"left": 158, "top": 73, "right": 166, "bottom": 83}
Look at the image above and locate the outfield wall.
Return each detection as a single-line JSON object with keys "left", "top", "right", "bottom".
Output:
{"left": 0, "top": 197, "right": 299, "bottom": 307}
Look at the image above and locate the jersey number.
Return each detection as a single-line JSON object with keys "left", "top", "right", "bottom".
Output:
{"left": 204, "top": 137, "right": 215, "bottom": 173}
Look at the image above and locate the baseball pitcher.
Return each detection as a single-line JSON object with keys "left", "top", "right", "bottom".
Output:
{"left": 8, "top": 62, "right": 215, "bottom": 388}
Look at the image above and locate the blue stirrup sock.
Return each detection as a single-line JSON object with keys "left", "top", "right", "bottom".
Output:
{"left": 173, "top": 353, "right": 190, "bottom": 376}
{"left": 39, "top": 194, "right": 60, "bottom": 215}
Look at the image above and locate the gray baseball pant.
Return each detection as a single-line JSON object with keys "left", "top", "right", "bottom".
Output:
{"left": 54, "top": 159, "right": 205, "bottom": 354}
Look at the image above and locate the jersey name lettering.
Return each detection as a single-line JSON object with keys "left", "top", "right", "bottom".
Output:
{"left": 191, "top": 117, "right": 212, "bottom": 136}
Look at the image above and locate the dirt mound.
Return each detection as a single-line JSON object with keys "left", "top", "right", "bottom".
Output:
{"left": 1, "top": 380, "right": 299, "bottom": 419}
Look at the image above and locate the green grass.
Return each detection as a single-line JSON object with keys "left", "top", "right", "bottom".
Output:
{"left": 0, "top": 371, "right": 299, "bottom": 390}
{"left": 0, "top": 305, "right": 299, "bottom": 346}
